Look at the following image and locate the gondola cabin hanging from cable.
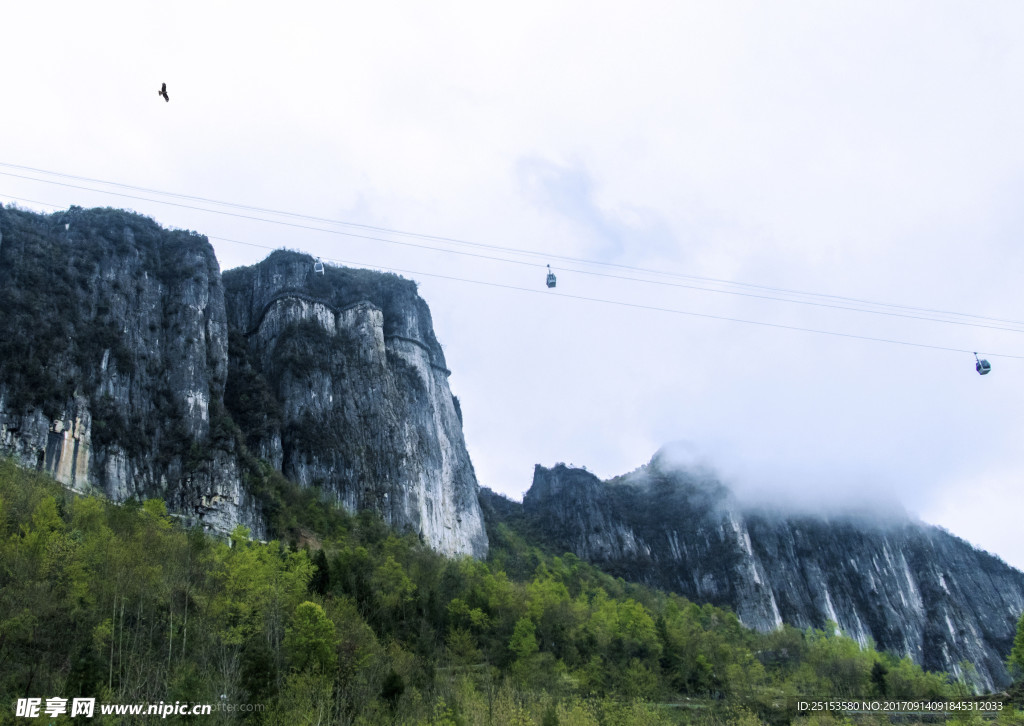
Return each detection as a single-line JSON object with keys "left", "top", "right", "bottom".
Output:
{"left": 313, "top": 257, "right": 325, "bottom": 275}
{"left": 974, "top": 353, "right": 991, "bottom": 375}
{"left": 546, "top": 264, "right": 557, "bottom": 288}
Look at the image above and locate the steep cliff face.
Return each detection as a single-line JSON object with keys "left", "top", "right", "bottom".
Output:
{"left": 517, "top": 457, "right": 1024, "bottom": 691}
{"left": 0, "top": 206, "right": 487, "bottom": 558}
{"left": 222, "top": 250, "right": 487, "bottom": 558}
{"left": 0, "top": 205, "right": 263, "bottom": 536}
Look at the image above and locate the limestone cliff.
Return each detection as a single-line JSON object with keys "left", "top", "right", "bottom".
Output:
{"left": 506, "top": 456, "right": 1024, "bottom": 691}
{"left": 0, "top": 205, "right": 262, "bottom": 536}
{"left": 0, "top": 206, "right": 486, "bottom": 558}
{"left": 222, "top": 250, "right": 487, "bottom": 558}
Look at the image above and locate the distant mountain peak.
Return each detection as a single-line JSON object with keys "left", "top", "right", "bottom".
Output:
{"left": 511, "top": 453, "right": 1024, "bottom": 691}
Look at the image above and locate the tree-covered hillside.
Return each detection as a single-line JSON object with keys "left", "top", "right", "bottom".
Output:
{"left": 1, "top": 459, "right": 1020, "bottom": 725}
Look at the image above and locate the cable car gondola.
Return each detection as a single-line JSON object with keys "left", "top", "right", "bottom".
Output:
{"left": 546, "top": 264, "right": 556, "bottom": 288}
{"left": 313, "top": 257, "right": 325, "bottom": 275}
{"left": 974, "top": 352, "right": 991, "bottom": 375}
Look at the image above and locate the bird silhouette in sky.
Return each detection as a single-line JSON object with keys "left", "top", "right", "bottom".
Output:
{"left": 158, "top": 83, "right": 169, "bottom": 102}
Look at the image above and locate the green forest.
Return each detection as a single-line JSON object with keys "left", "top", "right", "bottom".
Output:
{"left": 1, "top": 459, "right": 1022, "bottom": 725}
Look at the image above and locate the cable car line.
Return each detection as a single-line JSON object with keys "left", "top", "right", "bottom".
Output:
{"left": 2, "top": 174, "right": 1022, "bottom": 335}
{"left": 2, "top": 161, "right": 1023, "bottom": 328}
{"left": 3, "top": 190, "right": 1020, "bottom": 362}
{"left": 211, "top": 235, "right": 1024, "bottom": 360}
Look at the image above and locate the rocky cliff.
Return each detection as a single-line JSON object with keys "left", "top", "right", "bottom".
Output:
{"left": 0, "top": 205, "right": 263, "bottom": 536}
{"left": 508, "top": 456, "right": 1024, "bottom": 691}
{"left": 0, "top": 205, "right": 486, "bottom": 558}
{"left": 221, "top": 250, "right": 486, "bottom": 558}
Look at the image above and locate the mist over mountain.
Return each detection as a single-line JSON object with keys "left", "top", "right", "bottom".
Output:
{"left": 483, "top": 449, "right": 1024, "bottom": 690}
{"left": 648, "top": 440, "right": 912, "bottom": 520}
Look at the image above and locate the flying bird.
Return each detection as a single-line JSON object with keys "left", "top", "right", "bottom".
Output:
{"left": 158, "top": 83, "right": 169, "bottom": 102}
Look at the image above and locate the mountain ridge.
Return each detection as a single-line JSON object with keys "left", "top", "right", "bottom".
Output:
{"left": 484, "top": 456, "right": 1024, "bottom": 691}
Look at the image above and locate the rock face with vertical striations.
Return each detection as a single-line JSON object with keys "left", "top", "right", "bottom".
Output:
{"left": 0, "top": 205, "right": 263, "bottom": 536}
{"left": 0, "top": 206, "right": 487, "bottom": 558}
{"left": 221, "top": 250, "right": 487, "bottom": 558}
{"left": 511, "top": 453, "right": 1024, "bottom": 691}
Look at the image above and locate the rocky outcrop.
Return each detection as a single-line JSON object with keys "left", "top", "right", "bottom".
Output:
{"left": 515, "top": 456, "right": 1024, "bottom": 691}
{"left": 0, "top": 206, "right": 486, "bottom": 557}
{"left": 1, "top": 206, "right": 264, "bottom": 536}
{"left": 222, "top": 251, "right": 487, "bottom": 558}
{"left": 0, "top": 205, "right": 263, "bottom": 536}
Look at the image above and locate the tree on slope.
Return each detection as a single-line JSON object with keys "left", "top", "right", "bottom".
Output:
{"left": 1010, "top": 611, "right": 1024, "bottom": 681}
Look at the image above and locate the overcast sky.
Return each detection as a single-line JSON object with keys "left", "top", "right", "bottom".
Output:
{"left": 3, "top": 2, "right": 1023, "bottom": 569}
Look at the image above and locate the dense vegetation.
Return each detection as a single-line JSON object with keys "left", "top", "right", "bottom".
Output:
{"left": 3, "top": 461, "right": 1021, "bottom": 725}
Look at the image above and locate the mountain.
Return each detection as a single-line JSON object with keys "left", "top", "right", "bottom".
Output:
{"left": 4, "top": 203, "right": 1022, "bottom": 693}
{"left": 489, "top": 455, "right": 1024, "bottom": 691}
{"left": 0, "top": 205, "right": 486, "bottom": 558}
{"left": 221, "top": 250, "right": 486, "bottom": 558}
